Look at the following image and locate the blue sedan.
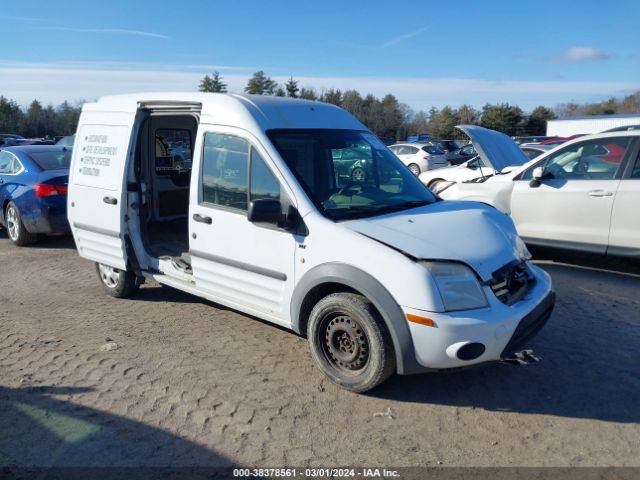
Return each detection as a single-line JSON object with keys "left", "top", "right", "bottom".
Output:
{"left": 0, "top": 145, "right": 71, "bottom": 246}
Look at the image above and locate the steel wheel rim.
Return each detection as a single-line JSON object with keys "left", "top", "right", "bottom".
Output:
{"left": 6, "top": 207, "right": 19, "bottom": 241}
{"left": 409, "top": 164, "right": 420, "bottom": 175}
{"left": 98, "top": 264, "right": 120, "bottom": 288}
{"left": 319, "top": 313, "right": 369, "bottom": 374}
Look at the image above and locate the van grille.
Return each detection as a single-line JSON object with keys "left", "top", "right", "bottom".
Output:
{"left": 489, "top": 261, "right": 534, "bottom": 305}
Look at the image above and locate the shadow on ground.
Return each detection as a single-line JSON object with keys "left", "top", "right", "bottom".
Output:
{"left": 372, "top": 261, "right": 640, "bottom": 424}
{"left": 0, "top": 385, "right": 233, "bottom": 472}
{"left": 529, "top": 246, "right": 640, "bottom": 275}
{"left": 0, "top": 228, "right": 76, "bottom": 250}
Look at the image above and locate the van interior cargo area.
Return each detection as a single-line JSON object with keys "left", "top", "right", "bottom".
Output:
{"left": 133, "top": 111, "right": 198, "bottom": 272}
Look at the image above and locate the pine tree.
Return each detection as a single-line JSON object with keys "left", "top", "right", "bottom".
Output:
{"left": 199, "top": 72, "right": 227, "bottom": 93}
{"left": 244, "top": 70, "right": 278, "bottom": 95}
{"left": 299, "top": 88, "right": 318, "bottom": 101}
{"left": 285, "top": 77, "right": 299, "bottom": 98}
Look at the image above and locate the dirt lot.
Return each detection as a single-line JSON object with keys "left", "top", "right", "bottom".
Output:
{"left": 0, "top": 232, "right": 639, "bottom": 468}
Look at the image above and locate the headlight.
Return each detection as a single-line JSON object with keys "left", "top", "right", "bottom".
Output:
{"left": 514, "top": 235, "right": 532, "bottom": 262}
{"left": 422, "top": 261, "right": 488, "bottom": 311}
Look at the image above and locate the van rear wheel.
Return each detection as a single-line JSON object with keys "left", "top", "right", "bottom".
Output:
{"left": 96, "top": 263, "right": 140, "bottom": 298}
{"left": 308, "top": 293, "right": 395, "bottom": 393}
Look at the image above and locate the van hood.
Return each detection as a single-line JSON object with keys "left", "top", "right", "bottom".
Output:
{"left": 343, "top": 201, "right": 529, "bottom": 282}
{"left": 457, "top": 125, "right": 529, "bottom": 172}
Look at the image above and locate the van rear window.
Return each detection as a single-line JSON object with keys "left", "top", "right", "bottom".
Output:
{"left": 27, "top": 150, "right": 72, "bottom": 170}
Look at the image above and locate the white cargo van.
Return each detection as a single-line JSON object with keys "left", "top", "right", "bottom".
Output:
{"left": 68, "top": 93, "right": 555, "bottom": 392}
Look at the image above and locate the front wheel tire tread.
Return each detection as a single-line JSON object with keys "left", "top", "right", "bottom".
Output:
{"left": 307, "top": 292, "right": 396, "bottom": 393}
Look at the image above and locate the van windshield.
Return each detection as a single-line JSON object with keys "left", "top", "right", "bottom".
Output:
{"left": 267, "top": 129, "right": 436, "bottom": 220}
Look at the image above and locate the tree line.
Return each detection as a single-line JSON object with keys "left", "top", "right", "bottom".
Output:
{"left": 1, "top": 70, "right": 638, "bottom": 140}
{"left": 200, "top": 70, "right": 640, "bottom": 140}
{"left": 0, "top": 97, "right": 81, "bottom": 138}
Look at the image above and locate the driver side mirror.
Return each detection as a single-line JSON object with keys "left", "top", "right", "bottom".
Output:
{"left": 529, "top": 167, "right": 547, "bottom": 188}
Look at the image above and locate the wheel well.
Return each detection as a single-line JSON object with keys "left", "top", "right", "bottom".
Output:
{"left": 298, "top": 282, "right": 359, "bottom": 336}
{"left": 428, "top": 178, "right": 444, "bottom": 188}
{"left": 2, "top": 199, "right": 10, "bottom": 222}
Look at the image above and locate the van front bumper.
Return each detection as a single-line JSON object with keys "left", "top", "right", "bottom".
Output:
{"left": 403, "top": 264, "right": 554, "bottom": 370}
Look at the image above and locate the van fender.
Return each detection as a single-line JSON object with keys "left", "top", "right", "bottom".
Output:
{"left": 291, "top": 262, "right": 424, "bottom": 375}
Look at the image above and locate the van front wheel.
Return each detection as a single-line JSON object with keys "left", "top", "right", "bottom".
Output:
{"left": 96, "top": 263, "right": 140, "bottom": 298}
{"left": 308, "top": 293, "right": 396, "bottom": 393}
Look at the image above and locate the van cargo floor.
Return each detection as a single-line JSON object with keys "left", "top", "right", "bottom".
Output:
{"left": 146, "top": 218, "right": 189, "bottom": 258}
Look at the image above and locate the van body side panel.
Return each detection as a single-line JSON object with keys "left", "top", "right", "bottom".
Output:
{"left": 68, "top": 116, "right": 136, "bottom": 270}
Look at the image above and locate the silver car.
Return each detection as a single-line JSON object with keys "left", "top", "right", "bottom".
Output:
{"left": 388, "top": 142, "right": 448, "bottom": 175}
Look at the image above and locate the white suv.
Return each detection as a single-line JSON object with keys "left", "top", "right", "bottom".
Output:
{"left": 437, "top": 130, "right": 640, "bottom": 257}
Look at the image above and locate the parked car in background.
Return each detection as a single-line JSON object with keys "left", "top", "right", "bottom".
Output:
{"left": 388, "top": 142, "right": 448, "bottom": 175}
{"left": 513, "top": 136, "right": 552, "bottom": 145}
{"left": 520, "top": 144, "right": 553, "bottom": 160}
{"left": 446, "top": 142, "right": 477, "bottom": 165}
{"left": 429, "top": 139, "right": 459, "bottom": 154}
{"left": 332, "top": 147, "right": 371, "bottom": 182}
{"left": 603, "top": 124, "right": 640, "bottom": 133}
{"left": 435, "top": 131, "right": 640, "bottom": 257}
{"left": 15, "top": 138, "right": 56, "bottom": 146}
{"left": 538, "top": 136, "right": 572, "bottom": 146}
{"left": 0, "top": 145, "right": 71, "bottom": 246}
{"left": 419, "top": 126, "right": 529, "bottom": 192}
{"left": 0, "top": 134, "right": 25, "bottom": 146}
{"left": 406, "top": 134, "right": 430, "bottom": 142}
{"left": 56, "top": 135, "right": 76, "bottom": 147}
{"left": 377, "top": 137, "right": 396, "bottom": 146}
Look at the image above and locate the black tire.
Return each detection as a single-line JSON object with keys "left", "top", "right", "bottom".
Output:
{"left": 96, "top": 263, "right": 140, "bottom": 298}
{"left": 5, "top": 202, "right": 37, "bottom": 246}
{"left": 408, "top": 163, "right": 421, "bottom": 176}
{"left": 308, "top": 293, "right": 396, "bottom": 393}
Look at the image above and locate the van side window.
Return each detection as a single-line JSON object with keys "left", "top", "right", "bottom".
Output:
{"left": 201, "top": 133, "right": 249, "bottom": 210}
{"left": 250, "top": 149, "right": 280, "bottom": 202}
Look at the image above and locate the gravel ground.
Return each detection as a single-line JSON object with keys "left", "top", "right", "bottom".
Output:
{"left": 0, "top": 232, "right": 639, "bottom": 468}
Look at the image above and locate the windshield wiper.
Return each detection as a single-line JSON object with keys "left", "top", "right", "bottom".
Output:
{"left": 326, "top": 200, "right": 432, "bottom": 216}
{"left": 373, "top": 200, "right": 432, "bottom": 213}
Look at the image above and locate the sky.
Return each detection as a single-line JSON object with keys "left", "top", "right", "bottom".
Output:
{"left": 2, "top": 0, "right": 639, "bottom": 112}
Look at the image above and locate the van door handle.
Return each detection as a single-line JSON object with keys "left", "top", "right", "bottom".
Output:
{"left": 587, "top": 190, "right": 613, "bottom": 197}
{"left": 103, "top": 196, "right": 118, "bottom": 205}
{"left": 193, "top": 213, "right": 212, "bottom": 224}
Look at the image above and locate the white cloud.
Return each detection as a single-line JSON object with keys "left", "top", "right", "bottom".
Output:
{"left": 550, "top": 47, "right": 611, "bottom": 64}
{"left": 0, "top": 61, "right": 638, "bottom": 111}
{"left": 35, "top": 27, "right": 168, "bottom": 39}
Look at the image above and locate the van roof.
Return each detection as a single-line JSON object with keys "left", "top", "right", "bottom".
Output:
{"left": 84, "top": 92, "right": 365, "bottom": 131}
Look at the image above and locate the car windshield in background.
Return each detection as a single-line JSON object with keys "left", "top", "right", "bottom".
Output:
{"left": 267, "top": 129, "right": 436, "bottom": 220}
{"left": 27, "top": 150, "right": 72, "bottom": 170}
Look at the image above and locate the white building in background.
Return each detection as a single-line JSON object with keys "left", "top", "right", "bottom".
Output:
{"left": 547, "top": 114, "right": 640, "bottom": 136}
